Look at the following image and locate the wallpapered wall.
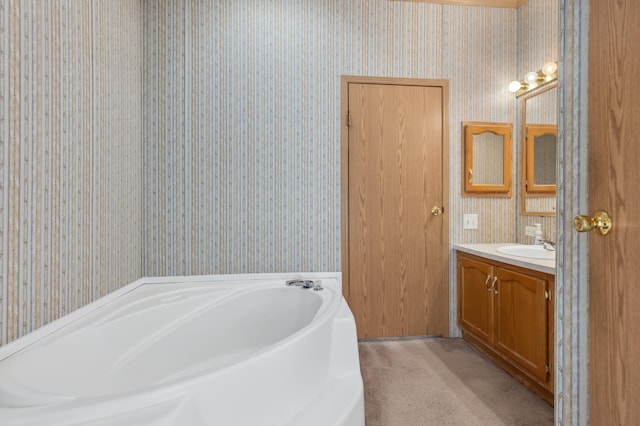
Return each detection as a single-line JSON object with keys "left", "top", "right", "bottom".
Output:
{"left": 142, "top": 0, "right": 518, "bottom": 277}
{"left": 0, "top": 0, "right": 557, "bottom": 345}
{"left": 515, "top": 0, "right": 558, "bottom": 242}
{"left": 0, "top": 1, "right": 143, "bottom": 345}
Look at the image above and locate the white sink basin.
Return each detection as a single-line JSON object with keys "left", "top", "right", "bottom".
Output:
{"left": 496, "top": 245, "right": 556, "bottom": 260}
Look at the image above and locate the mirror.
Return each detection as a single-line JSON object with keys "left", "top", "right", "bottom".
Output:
{"left": 462, "top": 122, "right": 512, "bottom": 197}
{"left": 526, "top": 124, "right": 557, "bottom": 192}
{"left": 521, "top": 83, "right": 557, "bottom": 215}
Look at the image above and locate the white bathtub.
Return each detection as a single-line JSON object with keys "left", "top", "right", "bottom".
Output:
{"left": 0, "top": 273, "right": 364, "bottom": 425}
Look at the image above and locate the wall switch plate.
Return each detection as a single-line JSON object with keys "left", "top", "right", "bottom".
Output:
{"left": 463, "top": 214, "right": 478, "bottom": 230}
{"left": 525, "top": 225, "right": 537, "bottom": 236}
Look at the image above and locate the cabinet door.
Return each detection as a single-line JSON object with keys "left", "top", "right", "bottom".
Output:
{"left": 493, "top": 267, "right": 549, "bottom": 382}
{"left": 458, "top": 256, "right": 494, "bottom": 345}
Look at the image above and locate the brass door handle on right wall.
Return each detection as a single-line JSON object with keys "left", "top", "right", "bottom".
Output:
{"left": 573, "top": 211, "right": 612, "bottom": 235}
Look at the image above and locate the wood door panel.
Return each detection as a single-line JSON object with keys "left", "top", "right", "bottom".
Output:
{"left": 348, "top": 84, "right": 383, "bottom": 338}
{"left": 588, "top": 0, "right": 640, "bottom": 423}
{"left": 494, "top": 267, "right": 547, "bottom": 382}
{"left": 347, "top": 81, "right": 445, "bottom": 339}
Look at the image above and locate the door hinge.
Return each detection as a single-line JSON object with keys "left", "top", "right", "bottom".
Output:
{"left": 347, "top": 111, "right": 351, "bottom": 127}
{"left": 545, "top": 289, "right": 551, "bottom": 300}
{"left": 545, "top": 364, "right": 551, "bottom": 374}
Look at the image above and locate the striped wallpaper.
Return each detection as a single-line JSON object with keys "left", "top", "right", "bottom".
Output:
{"left": 142, "top": 0, "right": 518, "bottom": 278}
{"left": 0, "top": 1, "right": 143, "bottom": 345}
{"left": 0, "top": 0, "right": 557, "bottom": 345}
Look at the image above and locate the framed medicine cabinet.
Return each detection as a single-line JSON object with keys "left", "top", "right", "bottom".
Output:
{"left": 462, "top": 122, "right": 513, "bottom": 197}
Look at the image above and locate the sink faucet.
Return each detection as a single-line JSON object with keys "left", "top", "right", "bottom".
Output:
{"left": 541, "top": 239, "right": 556, "bottom": 251}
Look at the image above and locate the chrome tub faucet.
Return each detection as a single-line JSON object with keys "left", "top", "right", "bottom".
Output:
{"left": 286, "top": 279, "right": 323, "bottom": 291}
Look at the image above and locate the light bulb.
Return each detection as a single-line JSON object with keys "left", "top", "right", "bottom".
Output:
{"left": 524, "top": 71, "right": 539, "bottom": 84}
{"left": 542, "top": 61, "right": 558, "bottom": 76}
{"left": 508, "top": 80, "right": 522, "bottom": 93}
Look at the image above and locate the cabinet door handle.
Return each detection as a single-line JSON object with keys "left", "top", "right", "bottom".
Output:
{"left": 485, "top": 274, "right": 492, "bottom": 291}
{"left": 491, "top": 276, "right": 498, "bottom": 295}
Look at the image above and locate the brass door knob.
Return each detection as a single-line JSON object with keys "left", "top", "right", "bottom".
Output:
{"left": 573, "top": 211, "right": 612, "bottom": 235}
{"left": 431, "top": 206, "right": 444, "bottom": 216}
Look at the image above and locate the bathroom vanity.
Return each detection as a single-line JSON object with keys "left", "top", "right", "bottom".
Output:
{"left": 453, "top": 244, "right": 555, "bottom": 405}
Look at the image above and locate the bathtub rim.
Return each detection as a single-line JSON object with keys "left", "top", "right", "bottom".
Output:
{"left": 0, "top": 272, "right": 342, "bottom": 363}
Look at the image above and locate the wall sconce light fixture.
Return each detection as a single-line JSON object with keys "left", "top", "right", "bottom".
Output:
{"left": 508, "top": 61, "right": 558, "bottom": 97}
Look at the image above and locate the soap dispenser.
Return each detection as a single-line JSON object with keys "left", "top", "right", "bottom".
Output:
{"left": 534, "top": 223, "right": 543, "bottom": 245}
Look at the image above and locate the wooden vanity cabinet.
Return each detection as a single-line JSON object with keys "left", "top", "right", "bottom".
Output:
{"left": 457, "top": 252, "right": 554, "bottom": 404}
{"left": 458, "top": 255, "right": 495, "bottom": 345}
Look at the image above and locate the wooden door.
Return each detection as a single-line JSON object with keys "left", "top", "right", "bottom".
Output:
{"left": 588, "top": 0, "right": 640, "bottom": 423}
{"left": 341, "top": 77, "right": 448, "bottom": 339}
{"left": 457, "top": 255, "right": 494, "bottom": 345}
{"left": 493, "top": 267, "right": 549, "bottom": 383}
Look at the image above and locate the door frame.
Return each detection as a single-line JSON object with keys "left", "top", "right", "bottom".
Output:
{"left": 340, "top": 76, "right": 450, "bottom": 334}
{"left": 557, "top": 0, "right": 590, "bottom": 424}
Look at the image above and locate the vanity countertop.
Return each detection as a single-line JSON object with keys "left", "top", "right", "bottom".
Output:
{"left": 453, "top": 243, "right": 556, "bottom": 275}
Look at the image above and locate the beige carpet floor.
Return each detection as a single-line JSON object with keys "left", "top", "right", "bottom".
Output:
{"left": 359, "top": 338, "right": 554, "bottom": 426}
